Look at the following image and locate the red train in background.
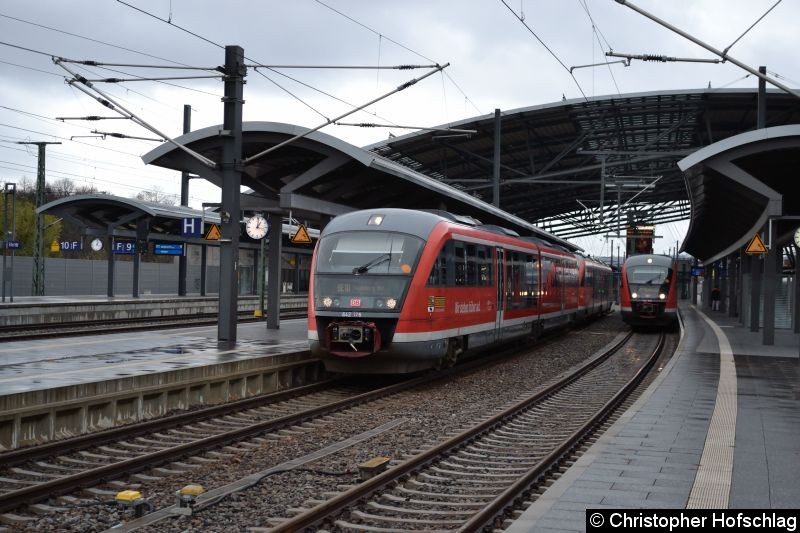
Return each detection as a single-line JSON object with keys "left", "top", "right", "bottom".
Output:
{"left": 308, "top": 208, "right": 613, "bottom": 374}
{"left": 619, "top": 254, "right": 678, "bottom": 328}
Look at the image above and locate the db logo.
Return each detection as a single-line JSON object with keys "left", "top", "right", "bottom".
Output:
{"left": 350, "top": 298, "right": 361, "bottom": 307}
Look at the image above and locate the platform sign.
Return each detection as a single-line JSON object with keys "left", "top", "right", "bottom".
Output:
{"left": 3, "top": 240, "right": 21, "bottom": 250}
{"left": 113, "top": 239, "right": 136, "bottom": 255}
{"left": 204, "top": 224, "right": 221, "bottom": 241}
{"left": 154, "top": 243, "right": 184, "bottom": 256}
{"left": 182, "top": 217, "right": 203, "bottom": 238}
{"left": 290, "top": 224, "right": 312, "bottom": 245}
{"left": 60, "top": 240, "right": 82, "bottom": 252}
{"left": 745, "top": 233, "right": 768, "bottom": 255}
{"left": 691, "top": 267, "right": 705, "bottom": 277}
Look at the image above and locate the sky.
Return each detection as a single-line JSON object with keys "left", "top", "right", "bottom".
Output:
{"left": 1, "top": 0, "right": 798, "bottom": 257}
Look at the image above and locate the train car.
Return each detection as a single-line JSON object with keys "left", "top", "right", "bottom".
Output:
{"left": 619, "top": 254, "right": 678, "bottom": 328}
{"left": 308, "top": 208, "right": 613, "bottom": 374}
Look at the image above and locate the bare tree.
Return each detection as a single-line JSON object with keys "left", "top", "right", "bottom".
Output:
{"left": 135, "top": 186, "right": 177, "bottom": 206}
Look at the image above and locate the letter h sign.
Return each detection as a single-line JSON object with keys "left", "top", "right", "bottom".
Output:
{"left": 182, "top": 217, "right": 203, "bottom": 238}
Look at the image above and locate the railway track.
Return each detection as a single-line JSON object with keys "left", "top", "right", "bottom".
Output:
{"left": 0, "top": 324, "right": 614, "bottom": 526}
{"left": 268, "top": 331, "right": 665, "bottom": 532}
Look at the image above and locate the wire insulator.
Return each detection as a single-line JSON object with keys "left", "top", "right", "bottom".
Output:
{"left": 642, "top": 54, "right": 668, "bottom": 62}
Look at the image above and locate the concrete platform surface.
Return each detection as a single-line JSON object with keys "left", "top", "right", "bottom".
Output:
{"left": 508, "top": 301, "right": 800, "bottom": 532}
{"left": 0, "top": 319, "right": 310, "bottom": 395}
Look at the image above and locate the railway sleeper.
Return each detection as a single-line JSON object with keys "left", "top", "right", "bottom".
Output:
{"left": 345, "top": 509, "right": 465, "bottom": 526}
{"left": 398, "top": 484, "right": 501, "bottom": 500}
{"left": 381, "top": 493, "right": 487, "bottom": 509}
{"left": 367, "top": 501, "right": 475, "bottom": 517}
{"left": 439, "top": 460, "right": 531, "bottom": 474}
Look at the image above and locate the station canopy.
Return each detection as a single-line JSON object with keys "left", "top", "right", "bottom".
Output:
{"left": 367, "top": 88, "right": 800, "bottom": 240}
{"left": 678, "top": 124, "right": 800, "bottom": 263}
{"left": 142, "top": 122, "right": 578, "bottom": 250}
{"left": 37, "top": 194, "right": 217, "bottom": 239}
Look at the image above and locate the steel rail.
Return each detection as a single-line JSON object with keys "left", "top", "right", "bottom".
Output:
{"left": 268, "top": 331, "right": 636, "bottom": 532}
{"left": 0, "top": 336, "right": 527, "bottom": 515}
{"left": 459, "top": 332, "right": 666, "bottom": 531}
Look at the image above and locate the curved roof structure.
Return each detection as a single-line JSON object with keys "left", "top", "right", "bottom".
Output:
{"left": 36, "top": 194, "right": 213, "bottom": 236}
{"left": 678, "top": 125, "right": 800, "bottom": 263}
{"left": 367, "top": 88, "right": 800, "bottom": 239}
{"left": 142, "top": 121, "right": 579, "bottom": 250}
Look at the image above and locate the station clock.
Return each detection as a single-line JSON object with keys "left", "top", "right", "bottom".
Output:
{"left": 245, "top": 214, "right": 269, "bottom": 240}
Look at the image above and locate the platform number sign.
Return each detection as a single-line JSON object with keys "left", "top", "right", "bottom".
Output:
{"left": 113, "top": 239, "right": 136, "bottom": 255}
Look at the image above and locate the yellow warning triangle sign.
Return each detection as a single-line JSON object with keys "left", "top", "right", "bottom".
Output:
{"left": 745, "top": 233, "right": 768, "bottom": 255}
{"left": 204, "top": 224, "right": 221, "bottom": 241}
{"left": 290, "top": 224, "right": 312, "bottom": 244}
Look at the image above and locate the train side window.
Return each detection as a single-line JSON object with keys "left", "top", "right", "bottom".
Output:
{"left": 427, "top": 241, "right": 449, "bottom": 286}
{"left": 454, "top": 243, "right": 467, "bottom": 286}
{"left": 524, "top": 254, "right": 538, "bottom": 307}
{"left": 478, "top": 246, "right": 492, "bottom": 286}
{"left": 466, "top": 244, "right": 478, "bottom": 286}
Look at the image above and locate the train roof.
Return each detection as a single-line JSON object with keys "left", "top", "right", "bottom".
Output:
{"left": 320, "top": 208, "right": 544, "bottom": 243}
{"left": 625, "top": 254, "right": 674, "bottom": 267}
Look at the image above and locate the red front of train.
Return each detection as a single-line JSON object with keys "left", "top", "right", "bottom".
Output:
{"left": 308, "top": 208, "right": 613, "bottom": 374}
{"left": 619, "top": 254, "right": 678, "bottom": 327}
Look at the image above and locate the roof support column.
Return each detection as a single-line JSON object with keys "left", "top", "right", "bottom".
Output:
{"left": 750, "top": 253, "right": 762, "bottom": 332}
{"left": 794, "top": 250, "right": 800, "bottom": 333}
{"left": 178, "top": 104, "right": 191, "bottom": 297}
{"left": 492, "top": 109, "right": 501, "bottom": 207}
{"left": 726, "top": 254, "right": 738, "bottom": 318}
{"left": 267, "top": 213, "right": 282, "bottom": 330}
{"left": 217, "top": 45, "right": 245, "bottom": 343}
{"left": 762, "top": 243, "right": 777, "bottom": 345}
{"left": 106, "top": 230, "right": 115, "bottom": 297}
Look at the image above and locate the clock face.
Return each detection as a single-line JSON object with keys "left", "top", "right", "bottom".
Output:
{"left": 245, "top": 215, "right": 268, "bottom": 240}
{"left": 794, "top": 228, "right": 800, "bottom": 249}
{"left": 90, "top": 238, "right": 104, "bottom": 252}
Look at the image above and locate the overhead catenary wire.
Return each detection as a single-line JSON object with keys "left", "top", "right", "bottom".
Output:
{"left": 242, "top": 63, "right": 450, "bottom": 166}
{"left": 723, "top": 0, "right": 781, "bottom": 56}
{"left": 312, "top": 0, "right": 483, "bottom": 115}
{"left": 498, "top": 0, "right": 589, "bottom": 102}
{"left": 54, "top": 57, "right": 217, "bottom": 168}
{"left": 335, "top": 122, "right": 476, "bottom": 134}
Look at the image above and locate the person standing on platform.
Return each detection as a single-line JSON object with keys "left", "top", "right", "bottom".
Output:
{"left": 711, "top": 285, "right": 721, "bottom": 311}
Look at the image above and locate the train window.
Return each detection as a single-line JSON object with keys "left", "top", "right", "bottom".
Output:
{"left": 523, "top": 255, "right": 538, "bottom": 307}
{"left": 427, "top": 242, "right": 449, "bottom": 286}
{"left": 504, "top": 251, "right": 537, "bottom": 309}
{"left": 316, "top": 231, "right": 423, "bottom": 275}
{"left": 628, "top": 266, "right": 669, "bottom": 285}
{"left": 478, "top": 246, "right": 492, "bottom": 286}
{"left": 466, "top": 244, "right": 479, "bottom": 286}
{"left": 454, "top": 244, "right": 467, "bottom": 286}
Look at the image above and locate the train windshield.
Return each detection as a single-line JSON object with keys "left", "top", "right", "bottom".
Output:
{"left": 314, "top": 231, "right": 423, "bottom": 312}
{"left": 315, "top": 231, "right": 424, "bottom": 275}
{"left": 627, "top": 265, "right": 670, "bottom": 285}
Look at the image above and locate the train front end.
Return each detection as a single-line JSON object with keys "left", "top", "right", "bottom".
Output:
{"left": 620, "top": 254, "right": 678, "bottom": 327}
{"left": 308, "top": 210, "right": 433, "bottom": 373}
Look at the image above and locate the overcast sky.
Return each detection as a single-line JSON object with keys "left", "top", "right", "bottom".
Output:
{"left": 1, "top": 0, "right": 797, "bottom": 256}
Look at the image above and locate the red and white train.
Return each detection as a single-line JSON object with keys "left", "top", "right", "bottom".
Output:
{"left": 619, "top": 254, "right": 678, "bottom": 328}
{"left": 308, "top": 209, "right": 613, "bottom": 374}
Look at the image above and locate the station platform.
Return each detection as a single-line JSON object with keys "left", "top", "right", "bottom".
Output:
{"left": 508, "top": 301, "right": 800, "bottom": 531}
{"left": 0, "top": 293, "right": 307, "bottom": 327}
{"left": 0, "top": 318, "right": 321, "bottom": 450}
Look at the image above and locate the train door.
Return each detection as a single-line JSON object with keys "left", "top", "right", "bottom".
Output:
{"left": 556, "top": 258, "right": 565, "bottom": 313}
{"left": 495, "top": 247, "right": 505, "bottom": 341}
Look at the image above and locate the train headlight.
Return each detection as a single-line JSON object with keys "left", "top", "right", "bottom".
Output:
{"left": 631, "top": 292, "right": 638, "bottom": 299}
{"left": 386, "top": 297, "right": 397, "bottom": 309}
{"left": 322, "top": 297, "right": 333, "bottom": 307}
{"left": 659, "top": 293, "right": 666, "bottom": 300}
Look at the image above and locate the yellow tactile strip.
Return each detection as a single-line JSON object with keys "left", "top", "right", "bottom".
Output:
{"left": 687, "top": 307, "right": 737, "bottom": 509}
